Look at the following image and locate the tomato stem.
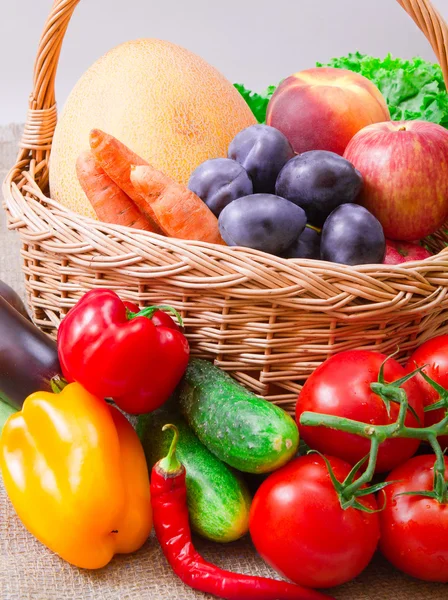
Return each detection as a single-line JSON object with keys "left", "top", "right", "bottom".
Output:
{"left": 300, "top": 410, "right": 448, "bottom": 441}
{"left": 342, "top": 437, "right": 380, "bottom": 499}
{"left": 427, "top": 434, "right": 448, "bottom": 503}
{"left": 300, "top": 373, "right": 448, "bottom": 507}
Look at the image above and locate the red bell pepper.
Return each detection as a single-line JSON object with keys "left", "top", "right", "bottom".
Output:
{"left": 58, "top": 289, "right": 190, "bottom": 414}
{"left": 123, "top": 301, "right": 180, "bottom": 332}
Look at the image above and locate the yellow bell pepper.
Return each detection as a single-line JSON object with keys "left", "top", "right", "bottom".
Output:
{"left": 0, "top": 382, "right": 152, "bottom": 569}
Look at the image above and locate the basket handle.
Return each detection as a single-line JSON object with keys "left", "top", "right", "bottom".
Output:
{"left": 16, "top": 0, "right": 80, "bottom": 186}
{"left": 396, "top": 0, "right": 448, "bottom": 84}
{"left": 19, "top": 0, "right": 448, "bottom": 168}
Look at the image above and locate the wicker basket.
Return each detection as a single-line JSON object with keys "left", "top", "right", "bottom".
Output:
{"left": 3, "top": 0, "right": 448, "bottom": 415}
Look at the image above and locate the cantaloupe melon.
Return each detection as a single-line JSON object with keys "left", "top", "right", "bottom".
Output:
{"left": 50, "top": 39, "right": 256, "bottom": 219}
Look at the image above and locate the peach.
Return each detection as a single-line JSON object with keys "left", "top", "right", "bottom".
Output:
{"left": 266, "top": 67, "right": 390, "bottom": 155}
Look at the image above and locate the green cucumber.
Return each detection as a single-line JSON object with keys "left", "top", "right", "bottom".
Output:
{"left": 137, "top": 406, "right": 251, "bottom": 543}
{"left": 178, "top": 359, "right": 299, "bottom": 473}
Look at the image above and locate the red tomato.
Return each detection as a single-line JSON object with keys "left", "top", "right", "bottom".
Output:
{"left": 249, "top": 454, "right": 380, "bottom": 588}
{"left": 296, "top": 350, "right": 424, "bottom": 473}
{"left": 379, "top": 454, "right": 448, "bottom": 582}
{"left": 407, "top": 335, "right": 448, "bottom": 450}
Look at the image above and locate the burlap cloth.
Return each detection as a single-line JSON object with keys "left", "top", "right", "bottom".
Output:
{"left": 0, "top": 125, "right": 446, "bottom": 599}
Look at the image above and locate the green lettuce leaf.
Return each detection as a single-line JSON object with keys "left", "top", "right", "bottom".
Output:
{"left": 318, "top": 53, "right": 448, "bottom": 128}
{"left": 235, "top": 52, "right": 448, "bottom": 129}
{"left": 233, "top": 83, "right": 277, "bottom": 123}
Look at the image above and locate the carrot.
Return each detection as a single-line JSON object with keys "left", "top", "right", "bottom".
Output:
{"left": 76, "top": 151, "right": 158, "bottom": 232}
{"left": 130, "top": 164, "right": 225, "bottom": 245}
{"left": 89, "top": 129, "right": 162, "bottom": 234}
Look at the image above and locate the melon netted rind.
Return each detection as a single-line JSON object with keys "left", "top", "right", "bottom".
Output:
{"left": 50, "top": 38, "right": 257, "bottom": 219}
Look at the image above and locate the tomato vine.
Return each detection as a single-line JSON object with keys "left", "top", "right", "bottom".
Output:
{"left": 300, "top": 356, "right": 448, "bottom": 507}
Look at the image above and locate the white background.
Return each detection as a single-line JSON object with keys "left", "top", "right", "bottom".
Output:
{"left": 0, "top": 0, "right": 447, "bottom": 125}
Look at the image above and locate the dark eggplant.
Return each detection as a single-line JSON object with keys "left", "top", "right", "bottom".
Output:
{"left": 0, "top": 295, "right": 62, "bottom": 408}
{"left": 0, "top": 280, "right": 30, "bottom": 320}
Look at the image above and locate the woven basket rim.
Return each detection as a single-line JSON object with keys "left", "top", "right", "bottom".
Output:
{"left": 4, "top": 162, "right": 448, "bottom": 278}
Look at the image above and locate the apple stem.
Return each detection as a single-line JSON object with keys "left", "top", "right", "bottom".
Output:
{"left": 398, "top": 126, "right": 407, "bottom": 131}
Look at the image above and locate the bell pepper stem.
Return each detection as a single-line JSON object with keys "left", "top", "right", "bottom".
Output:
{"left": 128, "top": 305, "right": 184, "bottom": 328}
{"left": 50, "top": 375, "right": 69, "bottom": 394}
{"left": 158, "top": 424, "right": 182, "bottom": 475}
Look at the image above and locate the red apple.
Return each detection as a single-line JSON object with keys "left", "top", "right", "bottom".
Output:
{"left": 383, "top": 240, "right": 433, "bottom": 264}
{"left": 344, "top": 121, "right": 448, "bottom": 241}
{"left": 266, "top": 67, "right": 390, "bottom": 156}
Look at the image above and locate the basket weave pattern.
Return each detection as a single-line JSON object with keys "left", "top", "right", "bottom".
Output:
{"left": 3, "top": 0, "right": 448, "bottom": 414}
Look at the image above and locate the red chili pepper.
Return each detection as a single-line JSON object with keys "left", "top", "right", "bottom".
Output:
{"left": 58, "top": 289, "right": 189, "bottom": 414}
{"left": 150, "top": 425, "right": 334, "bottom": 600}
